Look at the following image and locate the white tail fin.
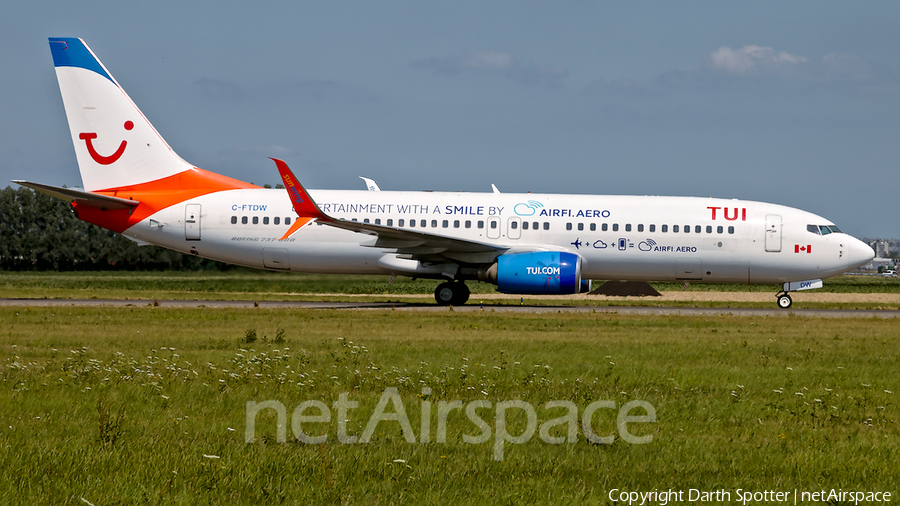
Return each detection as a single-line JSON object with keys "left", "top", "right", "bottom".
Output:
{"left": 49, "top": 37, "right": 193, "bottom": 192}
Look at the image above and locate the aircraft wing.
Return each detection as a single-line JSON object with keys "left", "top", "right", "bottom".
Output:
{"left": 13, "top": 180, "right": 140, "bottom": 210}
{"left": 272, "top": 158, "right": 506, "bottom": 263}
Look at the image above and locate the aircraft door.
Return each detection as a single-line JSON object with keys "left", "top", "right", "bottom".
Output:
{"left": 507, "top": 217, "right": 521, "bottom": 240}
{"left": 185, "top": 204, "right": 201, "bottom": 241}
{"left": 486, "top": 216, "right": 501, "bottom": 239}
{"left": 765, "top": 215, "right": 782, "bottom": 252}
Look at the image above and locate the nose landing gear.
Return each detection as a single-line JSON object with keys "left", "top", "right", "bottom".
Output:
{"left": 435, "top": 281, "right": 470, "bottom": 306}
{"left": 776, "top": 292, "right": 793, "bottom": 309}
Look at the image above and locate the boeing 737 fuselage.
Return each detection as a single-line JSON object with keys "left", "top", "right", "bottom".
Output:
{"left": 15, "top": 38, "right": 874, "bottom": 308}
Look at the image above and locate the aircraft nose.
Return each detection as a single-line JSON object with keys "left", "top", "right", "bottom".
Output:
{"left": 845, "top": 237, "right": 875, "bottom": 270}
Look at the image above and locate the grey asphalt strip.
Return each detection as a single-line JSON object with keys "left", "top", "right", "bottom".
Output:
{"left": 1, "top": 298, "right": 898, "bottom": 318}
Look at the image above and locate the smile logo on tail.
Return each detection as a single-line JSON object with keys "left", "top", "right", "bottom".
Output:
{"left": 79, "top": 120, "right": 133, "bottom": 165}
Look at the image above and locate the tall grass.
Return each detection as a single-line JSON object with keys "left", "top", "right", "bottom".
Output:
{"left": 1, "top": 307, "right": 897, "bottom": 503}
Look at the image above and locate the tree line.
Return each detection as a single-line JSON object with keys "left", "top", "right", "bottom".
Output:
{"left": 0, "top": 186, "right": 225, "bottom": 271}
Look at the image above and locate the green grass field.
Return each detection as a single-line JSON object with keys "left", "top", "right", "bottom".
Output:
{"left": 1, "top": 271, "right": 899, "bottom": 309}
{"left": 1, "top": 305, "right": 897, "bottom": 504}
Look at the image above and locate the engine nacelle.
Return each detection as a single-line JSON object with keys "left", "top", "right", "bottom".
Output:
{"left": 491, "top": 251, "right": 583, "bottom": 295}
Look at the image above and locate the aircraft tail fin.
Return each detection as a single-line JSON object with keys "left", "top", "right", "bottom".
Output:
{"left": 49, "top": 37, "right": 194, "bottom": 192}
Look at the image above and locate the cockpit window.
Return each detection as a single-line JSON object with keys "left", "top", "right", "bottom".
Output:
{"left": 811, "top": 224, "right": 842, "bottom": 235}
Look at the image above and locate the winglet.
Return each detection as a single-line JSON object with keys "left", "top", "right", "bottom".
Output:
{"left": 359, "top": 176, "right": 381, "bottom": 191}
{"left": 271, "top": 158, "right": 328, "bottom": 240}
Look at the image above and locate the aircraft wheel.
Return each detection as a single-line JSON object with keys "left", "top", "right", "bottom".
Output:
{"left": 435, "top": 282, "right": 456, "bottom": 305}
{"left": 434, "top": 282, "right": 469, "bottom": 306}
{"left": 776, "top": 293, "right": 792, "bottom": 309}
{"left": 453, "top": 282, "right": 470, "bottom": 305}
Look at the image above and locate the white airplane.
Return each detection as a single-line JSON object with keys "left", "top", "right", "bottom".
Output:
{"left": 16, "top": 38, "right": 874, "bottom": 308}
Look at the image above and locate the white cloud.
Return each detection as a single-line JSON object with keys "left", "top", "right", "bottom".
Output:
{"left": 670, "top": 45, "right": 895, "bottom": 89}
{"left": 707, "top": 45, "right": 808, "bottom": 75}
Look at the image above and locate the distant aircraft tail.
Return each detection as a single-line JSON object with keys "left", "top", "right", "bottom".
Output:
{"left": 49, "top": 37, "right": 195, "bottom": 191}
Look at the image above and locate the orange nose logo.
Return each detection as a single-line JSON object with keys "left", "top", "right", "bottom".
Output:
{"left": 79, "top": 121, "right": 133, "bottom": 165}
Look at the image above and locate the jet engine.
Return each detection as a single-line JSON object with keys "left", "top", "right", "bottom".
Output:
{"left": 483, "top": 251, "right": 583, "bottom": 295}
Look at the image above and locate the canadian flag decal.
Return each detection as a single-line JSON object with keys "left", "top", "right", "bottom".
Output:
{"left": 795, "top": 244, "right": 812, "bottom": 253}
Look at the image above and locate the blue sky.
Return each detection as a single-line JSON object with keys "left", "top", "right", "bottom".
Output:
{"left": 2, "top": 1, "right": 898, "bottom": 237}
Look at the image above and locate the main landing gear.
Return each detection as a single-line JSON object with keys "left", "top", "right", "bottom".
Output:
{"left": 776, "top": 292, "right": 793, "bottom": 309}
{"left": 435, "top": 281, "right": 470, "bottom": 306}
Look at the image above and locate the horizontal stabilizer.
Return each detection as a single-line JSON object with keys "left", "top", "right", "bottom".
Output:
{"left": 13, "top": 180, "right": 139, "bottom": 210}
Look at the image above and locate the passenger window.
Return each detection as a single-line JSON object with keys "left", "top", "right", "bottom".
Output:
{"left": 696, "top": 225, "right": 702, "bottom": 233}
{"left": 399, "top": 219, "right": 405, "bottom": 227}
{"left": 442, "top": 220, "right": 448, "bottom": 228}
{"left": 352, "top": 218, "right": 358, "bottom": 222}
{"left": 566, "top": 223, "right": 573, "bottom": 231}
{"left": 241, "top": 216, "right": 248, "bottom": 225}
{"left": 375, "top": 219, "right": 381, "bottom": 225}
{"left": 602, "top": 223, "right": 608, "bottom": 232}
{"left": 625, "top": 224, "right": 632, "bottom": 232}
{"left": 522, "top": 221, "right": 529, "bottom": 230}
{"left": 410, "top": 220, "right": 416, "bottom": 227}
{"left": 364, "top": 218, "right": 370, "bottom": 224}
{"left": 231, "top": 216, "right": 237, "bottom": 224}
{"left": 717, "top": 226, "right": 723, "bottom": 234}
{"left": 465, "top": 220, "right": 472, "bottom": 228}
{"left": 421, "top": 220, "right": 427, "bottom": 227}
{"left": 274, "top": 217, "right": 280, "bottom": 225}
{"left": 387, "top": 219, "right": 393, "bottom": 226}
{"left": 638, "top": 224, "right": 644, "bottom": 232}
{"left": 649, "top": 224, "right": 655, "bottom": 232}
{"left": 453, "top": 220, "right": 460, "bottom": 228}
{"left": 590, "top": 223, "right": 596, "bottom": 231}
{"left": 672, "top": 225, "right": 679, "bottom": 233}
{"left": 432, "top": 220, "right": 438, "bottom": 228}
{"left": 478, "top": 221, "right": 485, "bottom": 229}
{"left": 543, "top": 222, "right": 550, "bottom": 230}
{"left": 532, "top": 222, "right": 538, "bottom": 230}
{"left": 285, "top": 217, "right": 291, "bottom": 225}
{"left": 578, "top": 223, "right": 584, "bottom": 231}
{"left": 613, "top": 224, "right": 619, "bottom": 232}
{"left": 684, "top": 225, "right": 690, "bottom": 233}
{"left": 662, "top": 225, "right": 668, "bottom": 232}
{"left": 511, "top": 221, "right": 518, "bottom": 229}
{"left": 728, "top": 226, "right": 734, "bottom": 234}
{"left": 263, "top": 217, "right": 270, "bottom": 225}
{"left": 705, "top": 225, "right": 711, "bottom": 233}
